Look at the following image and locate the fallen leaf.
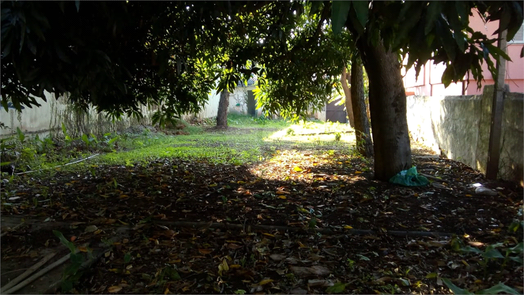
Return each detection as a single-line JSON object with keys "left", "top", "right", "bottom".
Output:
{"left": 85, "top": 225, "right": 98, "bottom": 233}
{"left": 308, "top": 279, "right": 334, "bottom": 287}
{"left": 375, "top": 276, "right": 393, "bottom": 284}
{"left": 270, "top": 254, "right": 286, "bottom": 261}
{"left": 426, "top": 272, "right": 438, "bottom": 279}
{"left": 258, "top": 278, "right": 274, "bottom": 285}
{"left": 309, "top": 265, "right": 330, "bottom": 276}
{"left": 227, "top": 243, "right": 243, "bottom": 250}
{"left": 290, "top": 265, "right": 330, "bottom": 277}
{"left": 108, "top": 285, "right": 122, "bottom": 293}
{"left": 198, "top": 249, "right": 212, "bottom": 255}
{"left": 290, "top": 287, "right": 308, "bottom": 294}
{"left": 218, "top": 259, "right": 229, "bottom": 276}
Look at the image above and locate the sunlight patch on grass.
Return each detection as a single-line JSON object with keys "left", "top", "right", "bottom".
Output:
{"left": 265, "top": 120, "right": 356, "bottom": 145}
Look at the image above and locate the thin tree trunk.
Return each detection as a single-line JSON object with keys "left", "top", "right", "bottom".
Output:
{"left": 340, "top": 66, "right": 354, "bottom": 127}
{"left": 350, "top": 55, "right": 373, "bottom": 158}
{"left": 358, "top": 39, "right": 412, "bottom": 181}
{"left": 216, "top": 91, "right": 229, "bottom": 129}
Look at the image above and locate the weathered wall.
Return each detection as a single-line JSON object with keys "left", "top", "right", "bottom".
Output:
{"left": 1, "top": 92, "right": 63, "bottom": 137}
{"left": 0, "top": 92, "right": 156, "bottom": 138}
{"left": 407, "top": 85, "right": 523, "bottom": 183}
{"left": 1, "top": 86, "right": 260, "bottom": 138}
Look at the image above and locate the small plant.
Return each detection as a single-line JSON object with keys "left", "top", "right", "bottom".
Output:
{"left": 253, "top": 116, "right": 269, "bottom": 125}
{"left": 450, "top": 235, "right": 523, "bottom": 290}
{"left": 508, "top": 208, "right": 523, "bottom": 234}
{"left": 16, "top": 127, "right": 26, "bottom": 144}
{"left": 34, "top": 135, "right": 55, "bottom": 154}
{"left": 335, "top": 132, "right": 342, "bottom": 141}
{"left": 286, "top": 128, "right": 296, "bottom": 136}
{"left": 61, "top": 123, "right": 73, "bottom": 145}
{"left": 0, "top": 137, "right": 16, "bottom": 168}
{"left": 53, "top": 230, "right": 89, "bottom": 292}
{"left": 346, "top": 258, "right": 356, "bottom": 271}
{"left": 103, "top": 132, "right": 119, "bottom": 149}
{"left": 442, "top": 278, "right": 519, "bottom": 294}
{"left": 81, "top": 134, "right": 92, "bottom": 147}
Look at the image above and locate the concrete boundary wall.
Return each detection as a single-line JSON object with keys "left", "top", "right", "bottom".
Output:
{"left": 407, "top": 85, "right": 523, "bottom": 183}
{"left": 0, "top": 92, "right": 156, "bottom": 138}
{"left": 1, "top": 86, "right": 258, "bottom": 138}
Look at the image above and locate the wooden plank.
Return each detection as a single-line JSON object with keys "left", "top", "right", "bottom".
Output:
{"left": 486, "top": 29, "right": 508, "bottom": 180}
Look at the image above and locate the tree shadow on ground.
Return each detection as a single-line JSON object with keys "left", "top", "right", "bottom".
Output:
{"left": 1, "top": 147, "right": 522, "bottom": 294}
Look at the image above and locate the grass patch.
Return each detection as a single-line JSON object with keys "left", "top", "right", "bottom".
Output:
{"left": 1, "top": 115, "right": 355, "bottom": 175}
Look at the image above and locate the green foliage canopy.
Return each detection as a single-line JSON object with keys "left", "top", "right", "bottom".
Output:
{"left": 331, "top": 1, "right": 523, "bottom": 88}
{"left": 2, "top": 1, "right": 522, "bottom": 119}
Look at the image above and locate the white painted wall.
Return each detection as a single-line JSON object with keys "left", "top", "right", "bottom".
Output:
{"left": 183, "top": 85, "right": 258, "bottom": 120}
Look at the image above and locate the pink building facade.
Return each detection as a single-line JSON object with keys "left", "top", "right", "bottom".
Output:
{"left": 404, "top": 12, "right": 524, "bottom": 96}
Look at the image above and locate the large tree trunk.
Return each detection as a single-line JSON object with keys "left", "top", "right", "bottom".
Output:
{"left": 340, "top": 66, "right": 355, "bottom": 128}
{"left": 216, "top": 91, "right": 229, "bottom": 129}
{"left": 357, "top": 40, "right": 412, "bottom": 181}
{"left": 350, "top": 55, "right": 373, "bottom": 158}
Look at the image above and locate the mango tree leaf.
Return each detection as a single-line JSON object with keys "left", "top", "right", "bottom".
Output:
{"left": 310, "top": 1, "right": 321, "bottom": 16}
{"left": 505, "top": 2, "right": 523, "bottom": 41}
{"left": 351, "top": 1, "right": 368, "bottom": 30}
{"left": 441, "top": 64, "right": 455, "bottom": 87}
{"left": 424, "top": 2, "right": 442, "bottom": 34}
{"left": 435, "top": 19, "right": 457, "bottom": 62}
{"left": 331, "top": 1, "right": 351, "bottom": 35}
{"left": 483, "top": 42, "right": 512, "bottom": 61}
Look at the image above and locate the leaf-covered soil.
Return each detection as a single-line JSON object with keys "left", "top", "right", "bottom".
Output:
{"left": 1, "top": 127, "right": 523, "bottom": 294}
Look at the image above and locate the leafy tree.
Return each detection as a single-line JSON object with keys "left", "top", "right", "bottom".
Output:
{"left": 331, "top": 0, "right": 523, "bottom": 180}
{"left": 1, "top": 1, "right": 251, "bottom": 119}
{"left": 253, "top": 2, "right": 350, "bottom": 119}
{"left": 2, "top": 1, "right": 522, "bottom": 181}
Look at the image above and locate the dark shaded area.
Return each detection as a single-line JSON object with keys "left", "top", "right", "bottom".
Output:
{"left": 1, "top": 131, "right": 522, "bottom": 294}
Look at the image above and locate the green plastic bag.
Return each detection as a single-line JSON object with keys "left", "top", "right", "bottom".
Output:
{"left": 389, "top": 166, "right": 429, "bottom": 186}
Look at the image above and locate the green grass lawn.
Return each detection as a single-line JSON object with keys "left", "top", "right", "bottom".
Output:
{"left": 1, "top": 114, "right": 358, "bottom": 175}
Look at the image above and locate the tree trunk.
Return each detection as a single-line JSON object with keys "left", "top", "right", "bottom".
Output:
{"left": 357, "top": 39, "right": 412, "bottom": 181}
{"left": 350, "top": 55, "right": 373, "bottom": 158}
{"left": 216, "top": 91, "right": 229, "bottom": 129}
{"left": 340, "top": 66, "right": 355, "bottom": 128}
